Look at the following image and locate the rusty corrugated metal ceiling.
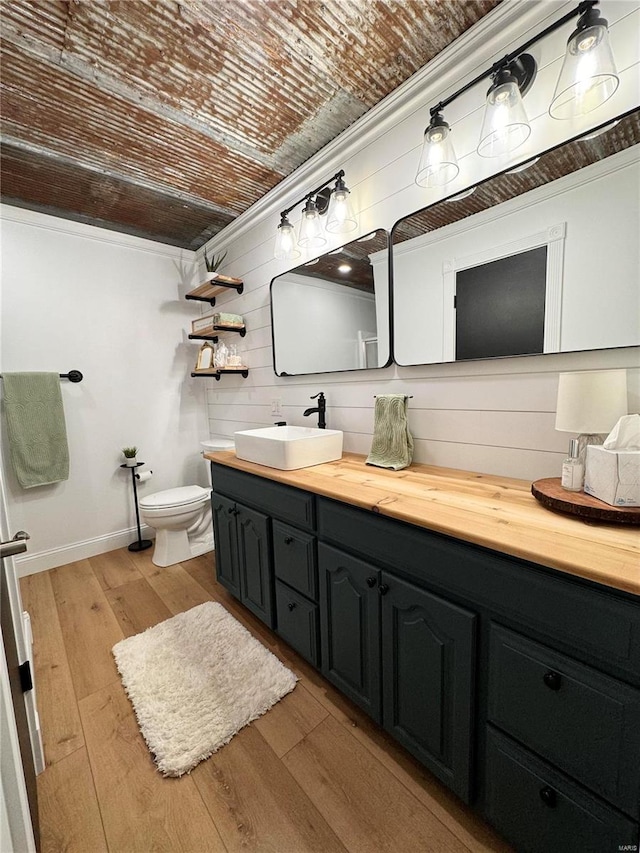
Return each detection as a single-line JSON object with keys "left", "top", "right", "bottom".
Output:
{"left": 0, "top": 0, "right": 500, "bottom": 248}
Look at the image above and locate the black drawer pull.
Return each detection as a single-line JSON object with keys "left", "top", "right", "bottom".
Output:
{"left": 284, "top": 536, "right": 294, "bottom": 545}
{"left": 227, "top": 507, "right": 238, "bottom": 516}
{"left": 287, "top": 602, "right": 296, "bottom": 611}
{"left": 378, "top": 583, "right": 389, "bottom": 596}
{"left": 539, "top": 786, "right": 557, "bottom": 808}
{"left": 366, "top": 576, "right": 377, "bottom": 588}
{"left": 543, "top": 670, "right": 562, "bottom": 691}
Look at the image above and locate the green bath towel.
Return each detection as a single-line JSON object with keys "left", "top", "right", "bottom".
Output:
{"left": 366, "top": 395, "right": 413, "bottom": 471}
{"left": 3, "top": 372, "right": 70, "bottom": 488}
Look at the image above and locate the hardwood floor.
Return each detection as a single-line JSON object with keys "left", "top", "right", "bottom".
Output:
{"left": 20, "top": 547, "right": 512, "bottom": 853}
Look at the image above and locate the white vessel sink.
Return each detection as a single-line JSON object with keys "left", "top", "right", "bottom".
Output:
{"left": 234, "top": 425, "right": 343, "bottom": 470}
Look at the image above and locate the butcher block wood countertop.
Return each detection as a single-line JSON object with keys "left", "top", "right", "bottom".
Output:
{"left": 205, "top": 451, "right": 640, "bottom": 597}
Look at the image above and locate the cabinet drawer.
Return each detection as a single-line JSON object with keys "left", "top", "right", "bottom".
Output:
{"left": 275, "top": 581, "right": 319, "bottom": 667}
{"left": 485, "top": 727, "right": 638, "bottom": 853}
{"left": 212, "top": 464, "right": 315, "bottom": 530}
{"left": 488, "top": 624, "right": 640, "bottom": 817}
{"left": 273, "top": 521, "right": 317, "bottom": 600}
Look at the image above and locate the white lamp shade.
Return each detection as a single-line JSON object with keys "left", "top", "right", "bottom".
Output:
{"left": 555, "top": 369, "right": 628, "bottom": 433}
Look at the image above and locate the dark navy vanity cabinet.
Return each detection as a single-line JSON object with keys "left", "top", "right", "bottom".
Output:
{"left": 210, "top": 462, "right": 640, "bottom": 853}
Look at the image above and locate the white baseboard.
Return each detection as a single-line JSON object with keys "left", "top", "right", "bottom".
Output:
{"left": 14, "top": 525, "right": 155, "bottom": 577}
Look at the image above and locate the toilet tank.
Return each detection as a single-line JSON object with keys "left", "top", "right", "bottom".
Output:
{"left": 201, "top": 437, "right": 235, "bottom": 486}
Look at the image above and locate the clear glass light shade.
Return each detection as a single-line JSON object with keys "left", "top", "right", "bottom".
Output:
{"left": 477, "top": 78, "right": 531, "bottom": 158}
{"left": 298, "top": 201, "right": 326, "bottom": 249}
{"left": 326, "top": 187, "right": 357, "bottom": 234}
{"left": 415, "top": 120, "right": 459, "bottom": 187}
{"left": 274, "top": 218, "right": 300, "bottom": 260}
{"left": 549, "top": 21, "right": 619, "bottom": 120}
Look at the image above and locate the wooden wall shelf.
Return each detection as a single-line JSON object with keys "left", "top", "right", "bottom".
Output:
{"left": 186, "top": 276, "right": 244, "bottom": 306}
{"left": 188, "top": 325, "right": 246, "bottom": 341}
{"left": 191, "top": 368, "right": 249, "bottom": 380}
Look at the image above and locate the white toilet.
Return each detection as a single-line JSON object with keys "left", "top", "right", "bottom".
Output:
{"left": 139, "top": 437, "right": 235, "bottom": 567}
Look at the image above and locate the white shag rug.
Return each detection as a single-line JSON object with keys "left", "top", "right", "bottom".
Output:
{"left": 112, "top": 601, "right": 297, "bottom": 777}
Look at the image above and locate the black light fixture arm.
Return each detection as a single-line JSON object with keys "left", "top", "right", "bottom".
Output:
{"left": 280, "top": 169, "right": 345, "bottom": 220}
{"left": 429, "top": 0, "right": 598, "bottom": 118}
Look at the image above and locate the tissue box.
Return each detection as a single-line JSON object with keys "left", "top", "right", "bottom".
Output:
{"left": 584, "top": 446, "right": 640, "bottom": 506}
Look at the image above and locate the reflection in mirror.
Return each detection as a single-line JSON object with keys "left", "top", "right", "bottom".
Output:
{"left": 391, "top": 110, "right": 640, "bottom": 366}
{"left": 271, "top": 229, "right": 390, "bottom": 376}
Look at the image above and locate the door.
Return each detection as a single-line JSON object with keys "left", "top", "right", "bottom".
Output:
{"left": 319, "top": 544, "right": 381, "bottom": 721}
{"left": 211, "top": 492, "right": 240, "bottom": 596}
{"left": 236, "top": 504, "right": 274, "bottom": 628}
{"left": 381, "top": 572, "right": 476, "bottom": 802}
{"left": 0, "top": 479, "right": 39, "bottom": 851}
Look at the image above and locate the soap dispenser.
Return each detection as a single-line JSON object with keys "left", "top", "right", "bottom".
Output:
{"left": 561, "top": 438, "right": 584, "bottom": 492}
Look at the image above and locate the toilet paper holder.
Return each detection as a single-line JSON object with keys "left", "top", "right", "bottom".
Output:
{"left": 119, "top": 462, "right": 153, "bottom": 553}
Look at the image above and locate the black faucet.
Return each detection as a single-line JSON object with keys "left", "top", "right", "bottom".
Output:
{"left": 303, "top": 392, "right": 326, "bottom": 429}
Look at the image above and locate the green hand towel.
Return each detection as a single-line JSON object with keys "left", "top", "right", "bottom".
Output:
{"left": 366, "top": 395, "right": 413, "bottom": 471}
{"left": 2, "top": 372, "right": 70, "bottom": 488}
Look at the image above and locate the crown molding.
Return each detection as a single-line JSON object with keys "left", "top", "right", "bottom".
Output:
{"left": 0, "top": 204, "right": 195, "bottom": 260}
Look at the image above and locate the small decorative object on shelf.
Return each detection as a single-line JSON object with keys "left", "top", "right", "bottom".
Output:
{"left": 194, "top": 342, "right": 215, "bottom": 372}
{"left": 204, "top": 248, "right": 227, "bottom": 274}
{"left": 122, "top": 446, "right": 138, "bottom": 467}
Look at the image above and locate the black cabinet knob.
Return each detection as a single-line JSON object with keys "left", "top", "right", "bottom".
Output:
{"left": 287, "top": 602, "right": 296, "bottom": 611}
{"left": 284, "top": 536, "right": 294, "bottom": 545}
{"left": 366, "top": 576, "right": 377, "bottom": 588}
{"left": 227, "top": 507, "right": 238, "bottom": 516}
{"left": 378, "top": 583, "right": 389, "bottom": 596}
{"left": 543, "top": 670, "right": 562, "bottom": 691}
{"left": 539, "top": 786, "right": 557, "bottom": 808}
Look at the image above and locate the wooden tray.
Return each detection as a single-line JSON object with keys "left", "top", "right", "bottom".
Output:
{"left": 531, "top": 478, "right": 640, "bottom": 524}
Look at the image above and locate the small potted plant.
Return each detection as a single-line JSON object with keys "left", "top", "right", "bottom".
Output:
{"left": 204, "top": 248, "right": 227, "bottom": 275}
{"left": 122, "top": 446, "right": 138, "bottom": 467}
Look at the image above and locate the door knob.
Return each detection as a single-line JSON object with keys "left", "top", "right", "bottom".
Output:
{"left": 378, "top": 583, "right": 389, "bottom": 596}
{"left": 366, "top": 576, "right": 377, "bottom": 588}
{"left": 0, "top": 531, "right": 30, "bottom": 559}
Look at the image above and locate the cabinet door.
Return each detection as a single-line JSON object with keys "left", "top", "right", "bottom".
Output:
{"left": 319, "top": 544, "right": 381, "bottom": 721}
{"left": 381, "top": 572, "right": 476, "bottom": 803}
{"left": 237, "top": 504, "right": 274, "bottom": 628}
{"left": 211, "top": 493, "right": 240, "bottom": 597}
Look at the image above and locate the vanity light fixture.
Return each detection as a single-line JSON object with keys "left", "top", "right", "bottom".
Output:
{"left": 273, "top": 169, "right": 357, "bottom": 260}
{"left": 298, "top": 197, "right": 326, "bottom": 249}
{"left": 477, "top": 58, "right": 535, "bottom": 158}
{"left": 274, "top": 213, "right": 300, "bottom": 261}
{"left": 415, "top": 0, "right": 618, "bottom": 188}
{"left": 415, "top": 112, "right": 460, "bottom": 188}
{"left": 326, "top": 175, "right": 358, "bottom": 234}
{"left": 549, "top": 5, "right": 619, "bottom": 120}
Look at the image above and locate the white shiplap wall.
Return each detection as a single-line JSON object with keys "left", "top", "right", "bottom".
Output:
{"left": 197, "top": 0, "right": 640, "bottom": 482}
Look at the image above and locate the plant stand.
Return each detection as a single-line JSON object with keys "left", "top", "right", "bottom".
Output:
{"left": 120, "top": 463, "right": 153, "bottom": 552}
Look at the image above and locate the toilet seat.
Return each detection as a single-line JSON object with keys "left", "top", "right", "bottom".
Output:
{"left": 139, "top": 485, "right": 210, "bottom": 511}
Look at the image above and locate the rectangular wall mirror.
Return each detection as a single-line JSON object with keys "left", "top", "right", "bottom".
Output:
{"left": 391, "top": 110, "right": 640, "bottom": 366}
{"left": 271, "top": 229, "right": 390, "bottom": 376}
